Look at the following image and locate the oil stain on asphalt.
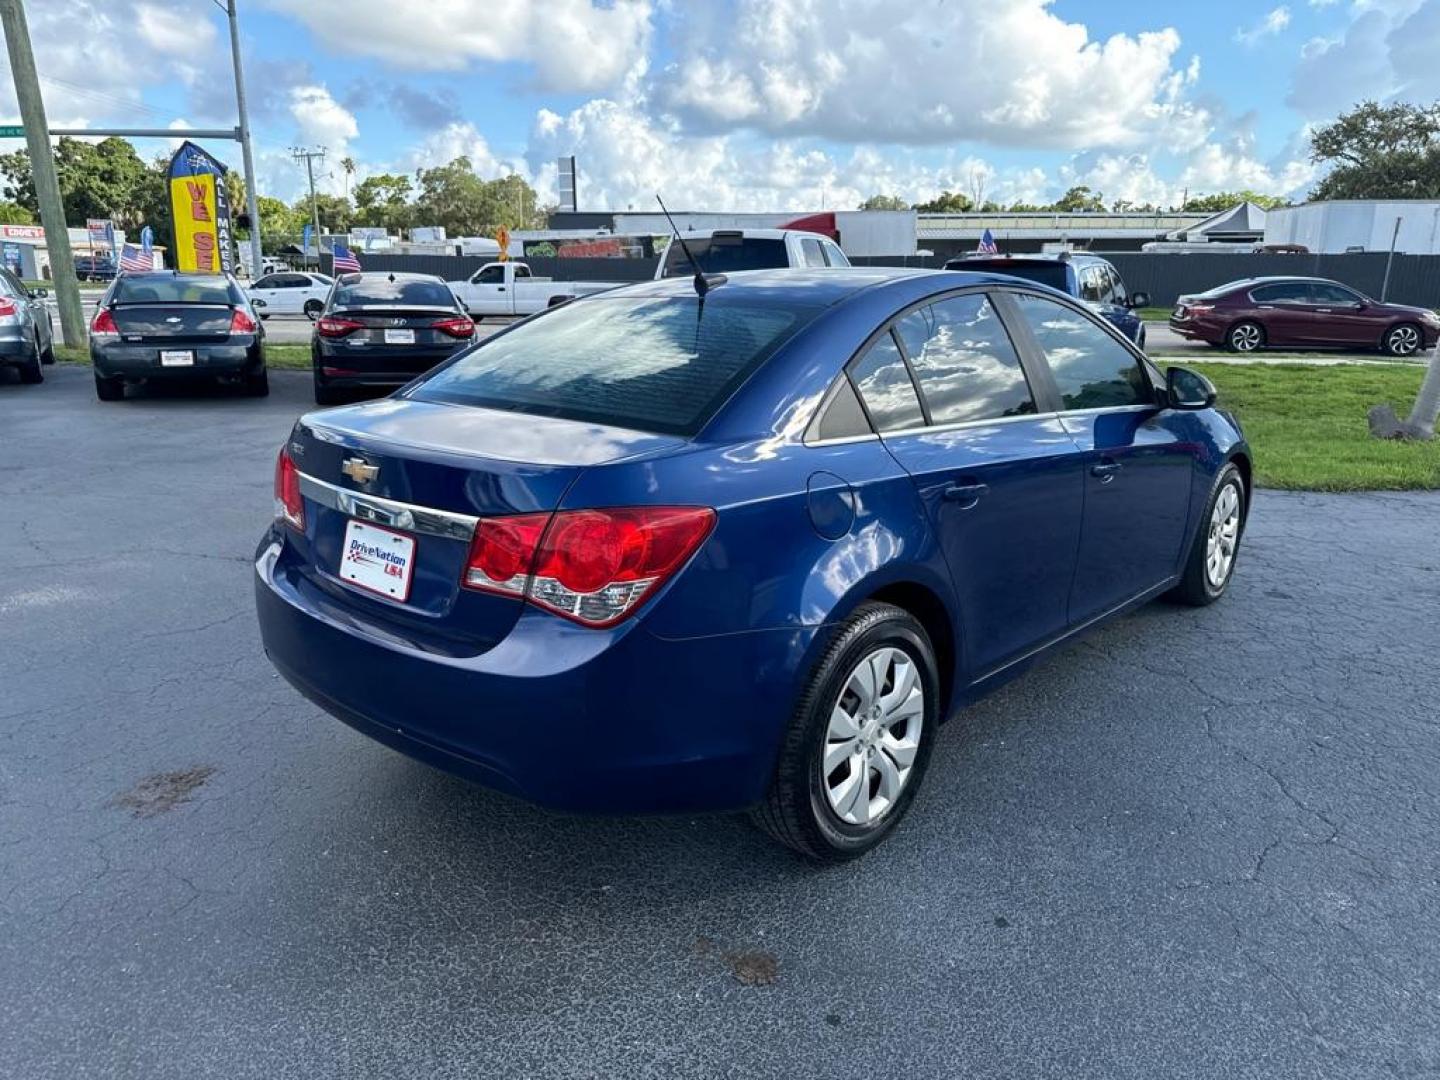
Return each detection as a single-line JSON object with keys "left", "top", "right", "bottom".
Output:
{"left": 111, "top": 766, "right": 217, "bottom": 818}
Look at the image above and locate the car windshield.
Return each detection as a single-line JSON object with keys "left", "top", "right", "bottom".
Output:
{"left": 332, "top": 278, "right": 454, "bottom": 308}
{"left": 956, "top": 261, "right": 1070, "bottom": 290}
{"left": 411, "top": 294, "right": 819, "bottom": 435}
{"left": 659, "top": 237, "right": 789, "bottom": 277}
{"left": 113, "top": 276, "right": 236, "bottom": 304}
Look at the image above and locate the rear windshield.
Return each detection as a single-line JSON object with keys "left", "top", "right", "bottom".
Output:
{"left": 114, "top": 276, "right": 237, "bottom": 304}
{"left": 412, "top": 295, "right": 817, "bottom": 436}
{"left": 955, "top": 261, "right": 1070, "bottom": 290}
{"left": 333, "top": 278, "right": 455, "bottom": 308}
{"left": 660, "top": 237, "right": 788, "bottom": 277}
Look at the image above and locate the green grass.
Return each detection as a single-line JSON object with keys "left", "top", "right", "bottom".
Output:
{"left": 1192, "top": 361, "right": 1440, "bottom": 491}
{"left": 1138, "top": 307, "right": 1173, "bottom": 321}
{"left": 265, "top": 344, "right": 310, "bottom": 370}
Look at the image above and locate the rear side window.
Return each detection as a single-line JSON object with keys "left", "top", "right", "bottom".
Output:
{"left": 114, "top": 276, "right": 237, "bottom": 304}
{"left": 895, "top": 293, "right": 1035, "bottom": 424}
{"left": 849, "top": 332, "right": 925, "bottom": 433}
{"left": 800, "top": 238, "right": 826, "bottom": 267}
{"left": 413, "top": 296, "right": 817, "bottom": 436}
{"left": 333, "top": 278, "right": 455, "bottom": 308}
{"left": 1012, "top": 293, "right": 1148, "bottom": 410}
{"left": 822, "top": 241, "right": 850, "bottom": 267}
{"left": 660, "top": 237, "right": 789, "bottom": 277}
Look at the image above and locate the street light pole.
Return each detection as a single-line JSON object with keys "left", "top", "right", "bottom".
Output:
{"left": 225, "top": 0, "right": 264, "bottom": 278}
{"left": 0, "top": 0, "right": 84, "bottom": 347}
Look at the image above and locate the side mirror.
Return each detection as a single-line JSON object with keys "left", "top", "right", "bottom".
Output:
{"left": 1129, "top": 291, "right": 1150, "bottom": 309}
{"left": 1167, "top": 366, "right": 1216, "bottom": 410}
{"left": 251, "top": 297, "right": 267, "bottom": 308}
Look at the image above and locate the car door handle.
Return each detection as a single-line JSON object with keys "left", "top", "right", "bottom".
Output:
{"left": 497, "top": 286, "right": 506, "bottom": 291}
{"left": 942, "top": 481, "right": 988, "bottom": 507}
{"left": 1090, "top": 461, "right": 1122, "bottom": 482}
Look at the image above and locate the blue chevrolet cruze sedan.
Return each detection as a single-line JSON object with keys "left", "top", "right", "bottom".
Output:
{"left": 255, "top": 268, "right": 1250, "bottom": 861}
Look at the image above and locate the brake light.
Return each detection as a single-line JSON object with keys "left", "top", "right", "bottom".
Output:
{"left": 273, "top": 446, "right": 304, "bottom": 530}
{"left": 230, "top": 308, "right": 258, "bottom": 334}
{"left": 1187, "top": 303, "right": 1215, "bottom": 314}
{"left": 463, "top": 506, "right": 715, "bottom": 627}
{"left": 90, "top": 308, "right": 118, "bottom": 337}
{"left": 0, "top": 297, "right": 17, "bottom": 321}
{"left": 433, "top": 315, "right": 475, "bottom": 338}
{"left": 317, "top": 316, "right": 363, "bottom": 337}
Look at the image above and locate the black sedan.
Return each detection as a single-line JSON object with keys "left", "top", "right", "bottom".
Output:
{"left": 90, "top": 271, "right": 267, "bottom": 400}
{"left": 311, "top": 272, "right": 476, "bottom": 405}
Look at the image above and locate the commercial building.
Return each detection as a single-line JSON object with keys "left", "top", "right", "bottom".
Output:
{"left": 1265, "top": 200, "right": 1440, "bottom": 255}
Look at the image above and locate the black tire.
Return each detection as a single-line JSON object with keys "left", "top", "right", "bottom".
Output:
{"left": 313, "top": 375, "right": 343, "bottom": 405}
{"left": 40, "top": 337, "right": 55, "bottom": 365}
{"left": 258, "top": 312, "right": 270, "bottom": 322}
{"left": 750, "top": 602, "right": 939, "bottom": 862}
{"left": 17, "top": 337, "right": 42, "bottom": 383}
{"left": 1169, "top": 463, "right": 1245, "bottom": 607}
{"left": 1225, "top": 321, "right": 1265, "bottom": 354}
{"left": 1383, "top": 322, "right": 1422, "bottom": 357}
{"left": 244, "top": 367, "right": 270, "bottom": 397}
{"left": 303, "top": 299, "right": 323, "bottom": 320}
{"left": 94, "top": 371, "right": 124, "bottom": 401}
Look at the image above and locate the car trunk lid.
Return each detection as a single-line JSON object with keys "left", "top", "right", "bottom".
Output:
{"left": 112, "top": 303, "right": 234, "bottom": 341}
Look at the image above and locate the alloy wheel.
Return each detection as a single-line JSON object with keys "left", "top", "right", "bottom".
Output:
{"left": 1230, "top": 324, "right": 1262, "bottom": 352}
{"left": 1205, "top": 482, "right": 1242, "bottom": 589}
{"left": 821, "top": 646, "right": 924, "bottom": 827}
{"left": 1388, "top": 325, "right": 1420, "bottom": 356}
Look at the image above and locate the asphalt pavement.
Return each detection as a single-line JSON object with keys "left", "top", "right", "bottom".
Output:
{"left": 3, "top": 365, "right": 1440, "bottom": 1079}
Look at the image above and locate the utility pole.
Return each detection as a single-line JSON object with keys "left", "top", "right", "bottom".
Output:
{"left": 0, "top": 0, "right": 84, "bottom": 346}
{"left": 292, "top": 147, "right": 325, "bottom": 265}
{"left": 225, "top": 0, "right": 263, "bottom": 278}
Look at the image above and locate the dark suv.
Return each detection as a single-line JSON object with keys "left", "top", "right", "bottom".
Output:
{"left": 1169, "top": 276, "right": 1440, "bottom": 356}
{"left": 946, "top": 252, "right": 1150, "bottom": 347}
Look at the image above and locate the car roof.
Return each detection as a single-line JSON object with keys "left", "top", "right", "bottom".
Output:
{"left": 678, "top": 228, "right": 836, "bottom": 242}
{"left": 336, "top": 271, "right": 445, "bottom": 284}
{"left": 948, "top": 252, "right": 1108, "bottom": 266}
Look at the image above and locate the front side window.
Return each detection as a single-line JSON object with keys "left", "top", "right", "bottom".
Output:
{"left": 1250, "top": 282, "right": 1308, "bottom": 303}
{"left": 1107, "top": 267, "right": 1128, "bottom": 305}
{"left": 475, "top": 266, "right": 505, "bottom": 285}
{"left": 800, "top": 238, "right": 826, "bottom": 268}
{"left": 1012, "top": 293, "right": 1149, "bottom": 410}
{"left": 848, "top": 332, "right": 926, "bottom": 433}
{"left": 1309, "top": 282, "right": 1360, "bottom": 304}
{"left": 895, "top": 293, "right": 1035, "bottom": 424}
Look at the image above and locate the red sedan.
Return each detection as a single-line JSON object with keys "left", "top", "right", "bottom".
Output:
{"left": 1169, "top": 276, "right": 1440, "bottom": 356}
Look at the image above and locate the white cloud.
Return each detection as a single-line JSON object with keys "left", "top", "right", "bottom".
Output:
{"left": 1235, "top": 6, "right": 1292, "bottom": 45}
{"left": 648, "top": 0, "right": 1206, "bottom": 150}
{"left": 1287, "top": 0, "right": 1439, "bottom": 116}
{"left": 134, "top": 3, "right": 217, "bottom": 57}
{"left": 257, "top": 0, "right": 651, "bottom": 91}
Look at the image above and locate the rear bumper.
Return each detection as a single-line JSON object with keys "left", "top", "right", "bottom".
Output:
{"left": 92, "top": 340, "right": 263, "bottom": 378}
{"left": 315, "top": 344, "right": 466, "bottom": 386}
{"left": 0, "top": 335, "right": 32, "bottom": 360}
{"left": 253, "top": 531, "right": 815, "bottom": 814}
{"left": 1168, "top": 317, "right": 1220, "bottom": 342}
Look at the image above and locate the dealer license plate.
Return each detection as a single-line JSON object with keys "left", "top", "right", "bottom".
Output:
{"left": 160, "top": 350, "right": 194, "bottom": 367}
{"left": 383, "top": 328, "right": 415, "bottom": 345}
{"left": 339, "top": 519, "right": 415, "bottom": 601}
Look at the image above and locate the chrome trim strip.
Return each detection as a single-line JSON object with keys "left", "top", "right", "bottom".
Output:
{"left": 883, "top": 409, "right": 1063, "bottom": 438}
{"left": 805, "top": 432, "right": 882, "bottom": 448}
{"left": 297, "top": 471, "right": 479, "bottom": 542}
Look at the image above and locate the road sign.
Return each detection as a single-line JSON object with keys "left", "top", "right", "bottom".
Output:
{"left": 0, "top": 126, "right": 24, "bottom": 137}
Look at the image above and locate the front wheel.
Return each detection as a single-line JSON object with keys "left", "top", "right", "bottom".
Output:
{"left": 1226, "top": 321, "right": 1264, "bottom": 353}
{"left": 1170, "top": 464, "right": 1245, "bottom": 606}
{"left": 1383, "top": 323, "right": 1422, "bottom": 357}
{"left": 751, "top": 602, "right": 938, "bottom": 862}
{"left": 303, "top": 300, "right": 323, "bottom": 321}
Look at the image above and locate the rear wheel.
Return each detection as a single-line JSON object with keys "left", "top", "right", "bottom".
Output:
{"left": 303, "top": 299, "right": 323, "bottom": 320}
{"left": 1383, "top": 322, "right": 1422, "bottom": 357}
{"left": 1226, "top": 321, "right": 1264, "bottom": 353}
{"left": 313, "top": 373, "right": 343, "bottom": 405}
{"left": 40, "top": 336, "right": 55, "bottom": 364}
{"left": 751, "top": 602, "right": 938, "bottom": 862}
{"left": 17, "top": 336, "right": 42, "bottom": 383}
{"left": 244, "top": 367, "right": 269, "bottom": 397}
{"left": 1170, "top": 463, "right": 1245, "bottom": 606}
{"left": 94, "top": 371, "right": 124, "bottom": 401}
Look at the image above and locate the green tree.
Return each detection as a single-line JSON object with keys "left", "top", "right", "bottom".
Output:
{"left": 912, "top": 190, "right": 973, "bottom": 213}
{"left": 1050, "top": 185, "right": 1106, "bottom": 212}
{"left": 858, "top": 194, "right": 909, "bottom": 211}
{"left": 412, "top": 158, "right": 542, "bottom": 235}
{"left": 340, "top": 155, "right": 356, "bottom": 199}
{"left": 0, "top": 200, "right": 33, "bottom": 224}
{"left": 354, "top": 172, "right": 413, "bottom": 229}
{"left": 293, "top": 192, "right": 353, "bottom": 234}
{"left": 1310, "top": 101, "right": 1440, "bottom": 199}
{"left": 1181, "top": 190, "right": 1287, "bottom": 213}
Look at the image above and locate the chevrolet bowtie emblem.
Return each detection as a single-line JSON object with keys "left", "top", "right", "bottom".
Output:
{"left": 341, "top": 457, "right": 379, "bottom": 484}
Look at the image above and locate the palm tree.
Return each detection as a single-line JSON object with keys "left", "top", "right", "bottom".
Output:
{"left": 340, "top": 156, "right": 356, "bottom": 200}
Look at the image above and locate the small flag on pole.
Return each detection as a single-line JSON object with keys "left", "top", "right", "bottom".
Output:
{"left": 119, "top": 244, "right": 151, "bottom": 272}
{"left": 976, "top": 228, "right": 999, "bottom": 254}
{"left": 140, "top": 225, "right": 154, "bottom": 253}
{"left": 331, "top": 242, "right": 361, "bottom": 273}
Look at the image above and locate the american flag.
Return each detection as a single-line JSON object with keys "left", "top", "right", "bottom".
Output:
{"left": 119, "top": 244, "right": 151, "bottom": 272}
{"left": 331, "top": 243, "right": 361, "bottom": 273}
{"left": 976, "top": 228, "right": 999, "bottom": 255}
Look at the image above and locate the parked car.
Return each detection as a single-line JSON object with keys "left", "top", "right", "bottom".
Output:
{"left": 0, "top": 267, "right": 54, "bottom": 384}
{"left": 447, "top": 261, "right": 612, "bottom": 319}
{"left": 74, "top": 255, "right": 117, "bottom": 282}
{"left": 1169, "top": 276, "right": 1440, "bottom": 355}
{"left": 89, "top": 271, "right": 267, "bottom": 400}
{"left": 247, "top": 271, "right": 333, "bottom": 320}
{"left": 946, "top": 253, "right": 1150, "bottom": 347}
{"left": 256, "top": 267, "right": 1250, "bottom": 860}
{"left": 656, "top": 228, "right": 850, "bottom": 278}
{"left": 312, "top": 272, "right": 476, "bottom": 405}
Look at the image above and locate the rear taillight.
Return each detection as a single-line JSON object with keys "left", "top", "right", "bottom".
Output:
{"left": 0, "top": 297, "right": 17, "bottom": 322}
{"left": 433, "top": 316, "right": 475, "bottom": 338}
{"left": 317, "top": 316, "right": 363, "bottom": 337}
{"left": 273, "top": 446, "right": 304, "bottom": 530}
{"left": 463, "top": 506, "right": 715, "bottom": 627}
{"left": 230, "top": 308, "right": 258, "bottom": 334}
{"left": 90, "top": 308, "right": 118, "bottom": 337}
{"left": 1187, "top": 303, "right": 1215, "bottom": 314}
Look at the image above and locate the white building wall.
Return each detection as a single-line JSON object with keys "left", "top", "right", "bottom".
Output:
{"left": 1266, "top": 201, "right": 1440, "bottom": 254}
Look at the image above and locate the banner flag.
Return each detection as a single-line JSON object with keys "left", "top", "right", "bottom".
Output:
{"left": 167, "top": 141, "right": 234, "bottom": 274}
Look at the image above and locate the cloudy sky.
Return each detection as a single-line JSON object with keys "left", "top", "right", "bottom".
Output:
{"left": 3, "top": 0, "right": 1438, "bottom": 212}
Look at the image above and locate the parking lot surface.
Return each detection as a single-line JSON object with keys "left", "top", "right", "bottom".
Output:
{"left": 4, "top": 366, "right": 1440, "bottom": 1079}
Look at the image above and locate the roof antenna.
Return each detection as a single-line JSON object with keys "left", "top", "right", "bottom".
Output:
{"left": 657, "top": 193, "right": 724, "bottom": 299}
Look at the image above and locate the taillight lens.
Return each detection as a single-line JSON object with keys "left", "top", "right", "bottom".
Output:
{"left": 433, "top": 316, "right": 475, "bottom": 338}
{"left": 463, "top": 506, "right": 715, "bottom": 627}
{"left": 90, "top": 308, "right": 118, "bottom": 337}
{"left": 1188, "top": 303, "right": 1215, "bottom": 314}
{"left": 317, "top": 316, "right": 363, "bottom": 337}
{"left": 0, "top": 297, "right": 17, "bottom": 320}
{"left": 230, "top": 308, "right": 258, "bottom": 334}
{"left": 273, "top": 446, "right": 304, "bottom": 530}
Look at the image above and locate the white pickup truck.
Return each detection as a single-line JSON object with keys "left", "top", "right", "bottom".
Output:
{"left": 447, "top": 262, "right": 612, "bottom": 318}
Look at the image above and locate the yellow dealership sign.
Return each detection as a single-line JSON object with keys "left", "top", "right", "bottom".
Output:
{"left": 166, "top": 141, "right": 234, "bottom": 274}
